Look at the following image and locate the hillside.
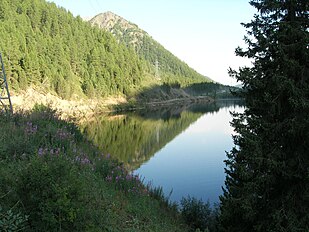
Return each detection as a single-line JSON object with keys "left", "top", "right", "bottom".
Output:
{"left": 0, "top": 0, "right": 143, "bottom": 99}
{"left": 0, "top": 107, "right": 190, "bottom": 231}
{"left": 0, "top": 0, "right": 212, "bottom": 104}
{"left": 90, "top": 11, "right": 212, "bottom": 86}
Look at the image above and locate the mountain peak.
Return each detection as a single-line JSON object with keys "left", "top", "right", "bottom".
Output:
{"left": 89, "top": 12, "right": 212, "bottom": 83}
{"left": 93, "top": 11, "right": 122, "bottom": 21}
{"left": 90, "top": 11, "right": 138, "bottom": 32}
{"left": 89, "top": 11, "right": 146, "bottom": 46}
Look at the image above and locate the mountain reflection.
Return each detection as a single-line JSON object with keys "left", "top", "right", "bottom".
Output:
{"left": 80, "top": 101, "right": 241, "bottom": 170}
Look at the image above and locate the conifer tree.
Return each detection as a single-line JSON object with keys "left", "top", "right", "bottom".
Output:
{"left": 220, "top": 0, "right": 309, "bottom": 231}
{"left": 0, "top": 0, "right": 145, "bottom": 98}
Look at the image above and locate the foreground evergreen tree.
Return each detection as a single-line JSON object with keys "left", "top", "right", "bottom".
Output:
{"left": 220, "top": 0, "right": 309, "bottom": 231}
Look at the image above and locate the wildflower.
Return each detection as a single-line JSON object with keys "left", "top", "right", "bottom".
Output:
{"left": 38, "top": 148, "right": 44, "bottom": 156}
{"left": 25, "top": 122, "right": 38, "bottom": 135}
{"left": 81, "top": 157, "right": 90, "bottom": 165}
{"left": 74, "top": 155, "right": 91, "bottom": 165}
{"left": 57, "top": 128, "right": 71, "bottom": 140}
{"left": 134, "top": 175, "right": 140, "bottom": 181}
{"left": 126, "top": 174, "right": 132, "bottom": 181}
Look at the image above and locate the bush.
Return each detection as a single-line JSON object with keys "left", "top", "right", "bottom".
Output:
{"left": 15, "top": 156, "right": 87, "bottom": 231}
{"left": 0, "top": 207, "right": 28, "bottom": 232}
{"left": 181, "top": 196, "right": 218, "bottom": 231}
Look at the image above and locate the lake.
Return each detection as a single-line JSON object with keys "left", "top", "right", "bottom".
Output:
{"left": 80, "top": 100, "right": 245, "bottom": 204}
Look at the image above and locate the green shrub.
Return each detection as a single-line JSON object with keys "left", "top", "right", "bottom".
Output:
{"left": 181, "top": 196, "right": 218, "bottom": 231}
{"left": 15, "top": 156, "right": 86, "bottom": 231}
{"left": 0, "top": 207, "right": 28, "bottom": 232}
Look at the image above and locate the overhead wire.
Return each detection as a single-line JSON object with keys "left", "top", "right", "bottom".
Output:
{"left": 94, "top": 0, "right": 103, "bottom": 10}
{"left": 88, "top": 0, "right": 98, "bottom": 14}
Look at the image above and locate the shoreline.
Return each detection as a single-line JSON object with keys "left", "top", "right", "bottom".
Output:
{"left": 10, "top": 88, "right": 215, "bottom": 121}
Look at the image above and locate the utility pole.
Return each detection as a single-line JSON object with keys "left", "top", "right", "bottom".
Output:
{"left": 0, "top": 53, "right": 13, "bottom": 113}
{"left": 155, "top": 59, "right": 160, "bottom": 80}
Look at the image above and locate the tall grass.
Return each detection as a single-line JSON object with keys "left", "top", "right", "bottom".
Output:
{"left": 0, "top": 105, "right": 189, "bottom": 231}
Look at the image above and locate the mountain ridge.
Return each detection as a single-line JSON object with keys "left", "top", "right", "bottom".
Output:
{"left": 90, "top": 11, "right": 148, "bottom": 48}
{"left": 89, "top": 11, "right": 212, "bottom": 84}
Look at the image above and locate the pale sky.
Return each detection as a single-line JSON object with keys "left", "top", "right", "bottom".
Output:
{"left": 48, "top": 0, "right": 256, "bottom": 85}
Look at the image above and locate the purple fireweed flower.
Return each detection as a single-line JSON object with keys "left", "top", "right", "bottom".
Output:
{"left": 81, "top": 157, "right": 90, "bottom": 164}
{"left": 56, "top": 128, "right": 72, "bottom": 140}
{"left": 134, "top": 175, "right": 140, "bottom": 181}
{"left": 38, "top": 147, "right": 61, "bottom": 157}
{"left": 25, "top": 122, "right": 38, "bottom": 135}
{"left": 38, "top": 148, "right": 44, "bottom": 156}
{"left": 74, "top": 156, "right": 91, "bottom": 165}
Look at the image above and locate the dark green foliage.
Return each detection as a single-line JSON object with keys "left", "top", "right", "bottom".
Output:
{"left": 180, "top": 196, "right": 218, "bottom": 232}
{"left": 220, "top": 1, "right": 309, "bottom": 231}
{"left": 0, "top": 0, "right": 143, "bottom": 98}
{"left": 184, "top": 82, "right": 238, "bottom": 98}
{"left": 15, "top": 156, "right": 87, "bottom": 231}
{"left": 0, "top": 207, "right": 28, "bottom": 232}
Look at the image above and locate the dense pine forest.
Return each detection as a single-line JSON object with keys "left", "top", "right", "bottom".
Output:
{"left": 0, "top": 0, "right": 142, "bottom": 98}
{"left": 0, "top": 0, "right": 213, "bottom": 101}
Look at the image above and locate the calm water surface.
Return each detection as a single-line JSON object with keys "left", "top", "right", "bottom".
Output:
{"left": 81, "top": 100, "right": 244, "bottom": 204}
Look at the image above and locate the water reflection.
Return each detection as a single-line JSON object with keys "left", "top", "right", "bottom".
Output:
{"left": 81, "top": 103, "right": 219, "bottom": 170}
{"left": 134, "top": 100, "right": 245, "bottom": 204}
{"left": 80, "top": 100, "right": 244, "bottom": 203}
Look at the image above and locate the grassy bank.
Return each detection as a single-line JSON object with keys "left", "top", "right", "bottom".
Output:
{"left": 0, "top": 105, "right": 190, "bottom": 231}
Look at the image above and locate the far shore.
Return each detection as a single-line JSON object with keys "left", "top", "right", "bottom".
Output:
{"left": 10, "top": 88, "right": 215, "bottom": 122}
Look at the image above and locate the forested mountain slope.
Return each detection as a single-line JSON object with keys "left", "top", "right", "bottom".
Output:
{"left": 90, "top": 11, "right": 212, "bottom": 86}
{"left": 0, "top": 0, "right": 143, "bottom": 98}
{"left": 0, "top": 0, "right": 213, "bottom": 102}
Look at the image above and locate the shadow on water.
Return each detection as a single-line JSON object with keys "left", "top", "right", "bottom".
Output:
{"left": 80, "top": 100, "right": 242, "bottom": 170}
